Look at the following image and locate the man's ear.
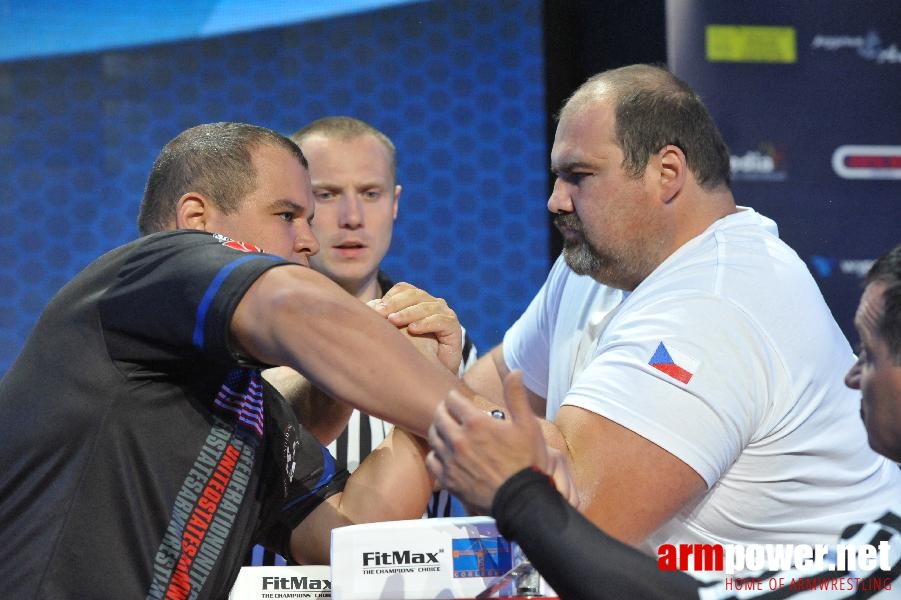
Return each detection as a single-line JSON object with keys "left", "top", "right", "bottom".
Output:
{"left": 392, "top": 184, "right": 402, "bottom": 220}
{"left": 657, "top": 144, "right": 687, "bottom": 205}
{"left": 175, "top": 193, "right": 211, "bottom": 231}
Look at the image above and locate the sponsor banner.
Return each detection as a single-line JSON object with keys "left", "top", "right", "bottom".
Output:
{"left": 667, "top": 0, "right": 901, "bottom": 346}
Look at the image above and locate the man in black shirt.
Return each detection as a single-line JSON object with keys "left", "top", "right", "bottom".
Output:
{"left": 0, "top": 122, "right": 467, "bottom": 599}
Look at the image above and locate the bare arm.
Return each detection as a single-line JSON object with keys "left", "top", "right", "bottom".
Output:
{"left": 239, "top": 266, "right": 702, "bottom": 546}
{"left": 428, "top": 371, "right": 577, "bottom": 514}
{"left": 464, "top": 344, "right": 547, "bottom": 416}
{"left": 258, "top": 278, "right": 467, "bottom": 443}
{"left": 262, "top": 366, "right": 352, "bottom": 445}
{"left": 553, "top": 406, "right": 706, "bottom": 545}
{"left": 436, "top": 366, "right": 708, "bottom": 546}
{"left": 231, "top": 265, "right": 465, "bottom": 437}
{"left": 288, "top": 426, "right": 433, "bottom": 564}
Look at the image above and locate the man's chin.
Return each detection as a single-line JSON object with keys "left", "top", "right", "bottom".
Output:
{"left": 562, "top": 247, "right": 600, "bottom": 277}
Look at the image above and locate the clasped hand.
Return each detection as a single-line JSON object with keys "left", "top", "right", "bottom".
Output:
{"left": 368, "top": 282, "right": 463, "bottom": 374}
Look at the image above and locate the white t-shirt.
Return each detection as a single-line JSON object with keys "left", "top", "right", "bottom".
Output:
{"left": 504, "top": 208, "right": 901, "bottom": 576}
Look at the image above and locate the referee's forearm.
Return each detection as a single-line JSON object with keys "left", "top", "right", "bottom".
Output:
{"left": 492, "top": 468, "right": 702, "bottom": 600}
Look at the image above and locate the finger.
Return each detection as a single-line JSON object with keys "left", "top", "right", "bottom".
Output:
{"left": 425, "top": 450, "right": 445, "bottom": 481}
{"left": 380, "top": 281, "right": 417, "bottom": 301}
{"left": 403, "top": 313, "right": 458, "bottom": 335}
{"left": 443, "top": 388, "right": 483, "bottom": 425}
{"left": 365, "top": 298, "right": 390, "bottom": 317}
{"left": 428, "top": 402, "right": 454, "bottom": 449}
{"left": 426, "top": 420, "right": 441, "bottom": 451}
{"left": 380, "top": 284, "right": 434, "bottom": 314}
{"left": 386, "top": 301, "right": 452, "bottom": 328}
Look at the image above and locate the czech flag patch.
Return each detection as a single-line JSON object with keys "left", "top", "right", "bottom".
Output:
{"left": 648, "top": 342, "right": 698, "bottom": 384}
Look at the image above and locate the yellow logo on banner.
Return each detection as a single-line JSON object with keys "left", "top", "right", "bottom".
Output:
{"left": 706, "top": 25, "right": 797, "bottom": 63}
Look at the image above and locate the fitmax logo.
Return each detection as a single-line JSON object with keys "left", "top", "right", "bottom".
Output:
{"left": 362, "top": 550, "right": 440, "bottom": 567}
{"left": 261, "top": 576, "right": 331, "bottom": 591}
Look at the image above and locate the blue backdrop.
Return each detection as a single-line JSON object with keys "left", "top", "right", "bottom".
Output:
{"left": 0, "top": 0, "right": 549, "bottom": 373}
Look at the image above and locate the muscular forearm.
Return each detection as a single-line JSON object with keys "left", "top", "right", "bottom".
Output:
{"left": 463, "top": 345, "right": 507, "bottom": 403}
{"left": 289, "top": 428, "right": 433, "bottom": 564}
{"left": 492, "top": 468, "right": 702, "bottom": 600}
{"left": 233, "top": 265, "right": 467, "bottom": 437}
{"left": 263, "top": 366, "right": 353, "bottom": 444}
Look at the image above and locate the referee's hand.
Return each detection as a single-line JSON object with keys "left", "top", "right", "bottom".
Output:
{"left": 426, "top": 371, "right": 563, "bottom": 514}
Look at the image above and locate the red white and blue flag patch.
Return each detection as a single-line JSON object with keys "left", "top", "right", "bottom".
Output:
{"left": 648, "top": 342, "right": 698, "bottom": 384}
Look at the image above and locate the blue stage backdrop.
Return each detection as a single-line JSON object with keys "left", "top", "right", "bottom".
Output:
{"left": 0, "top": 0, "right": 549, "bottom": 373}
{"left": 666, "top": 0, "right": 901, "bottom": 345}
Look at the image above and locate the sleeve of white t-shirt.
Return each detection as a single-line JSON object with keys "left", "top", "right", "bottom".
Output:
{"left": 502, "top": 255, "right": 571, "bottom": 398}
{"left": 563, "top": 292, "right": 773, "bottom": 487}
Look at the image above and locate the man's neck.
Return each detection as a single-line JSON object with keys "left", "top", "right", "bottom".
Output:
{"left": 346, "top": 273, "right": 382, "bottom": 302}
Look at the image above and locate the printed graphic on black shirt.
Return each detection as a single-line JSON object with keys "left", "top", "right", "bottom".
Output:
{"left": 146, "top": 368, "right": 264, "bottom": 599}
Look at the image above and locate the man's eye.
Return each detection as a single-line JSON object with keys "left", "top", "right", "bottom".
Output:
{"left": 314, "top": 191, "right": 334, "bottom": 201}
{"left": 363, "top": 190, "right": 381, "bottom": 200}
{"left": 556, "top": 172, "right": 589, "bottom": 185}
{"left": 278, "top": 212, "right": 296, "bottom": 222}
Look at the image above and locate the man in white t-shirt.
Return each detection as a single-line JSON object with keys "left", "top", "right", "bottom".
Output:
{"left": 455, "top": 64, "right": 900, "bottom": 575}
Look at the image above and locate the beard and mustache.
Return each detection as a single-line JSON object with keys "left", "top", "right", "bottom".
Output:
{"left": 554, "top": 212, "right": 603, "bottom": 277}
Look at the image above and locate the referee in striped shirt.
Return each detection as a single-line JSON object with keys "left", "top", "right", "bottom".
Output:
{"left": 248, "top": 117, "right": 477, "bottom": 566}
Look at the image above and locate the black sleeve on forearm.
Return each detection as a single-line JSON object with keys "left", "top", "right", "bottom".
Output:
{"left": 491, "top": 468, "right": 702, "bottom": 600}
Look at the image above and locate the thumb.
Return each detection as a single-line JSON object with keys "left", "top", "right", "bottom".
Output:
{"left": 502, "top": 370, "right": 534, "bottom": 426}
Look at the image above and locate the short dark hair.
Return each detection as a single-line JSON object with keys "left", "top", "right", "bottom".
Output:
{"left": 290, "top": 116, "right": 397, "bottom": 180}
{"left": 137, "top": 122, "right": 307, "bottom": 235}
{"left": 865, "top": 244, "right": 901, "bottom": 363}
{"left": 563, "top": 64, "right": 732, "bottom": 190}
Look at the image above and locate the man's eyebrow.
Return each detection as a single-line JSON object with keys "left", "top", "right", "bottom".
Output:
{"left": 310, "top": 181, "right": 340, "bottom": 190}
{"left": 552, "top": 160, "right": 594, "bottom": 174}
{"left": 269, "top": 198, "right": 307, "bottom": 214}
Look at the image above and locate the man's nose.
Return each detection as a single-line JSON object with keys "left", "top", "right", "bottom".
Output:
{"left": 295, "top": 224, "right": 320, "bottom": 259}
{"left": 547, "top": 178, "right": 574, "bottom": 214}
{"left": 844, "top": 359, "right": 862, "bottom": 390}
{"left": 340, "top": 195, "right": 363, "bottom": 228}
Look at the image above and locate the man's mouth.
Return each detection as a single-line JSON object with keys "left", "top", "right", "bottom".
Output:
{"left": 333, "top": 241, "right": 367, "bottom": 257}
{"left": 554, "top": 213, "right": 583, "bottom": 238}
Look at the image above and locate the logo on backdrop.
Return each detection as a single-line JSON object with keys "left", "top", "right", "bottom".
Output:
{"left": 811, "top": 31, "right": 901, "bottom": 65}
{"left": 810, "top": 255, "right": 875, "bottom": 280}
{"left": 832, "top": 145, "right": 901, "bottom": 180}
{"left": 730, "top": 143, "right": 788, "bottom": 182}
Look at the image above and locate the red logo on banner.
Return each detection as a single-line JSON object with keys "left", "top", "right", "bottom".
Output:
{"left": 832, "top": 145, "right": 901, "bottom": 180}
